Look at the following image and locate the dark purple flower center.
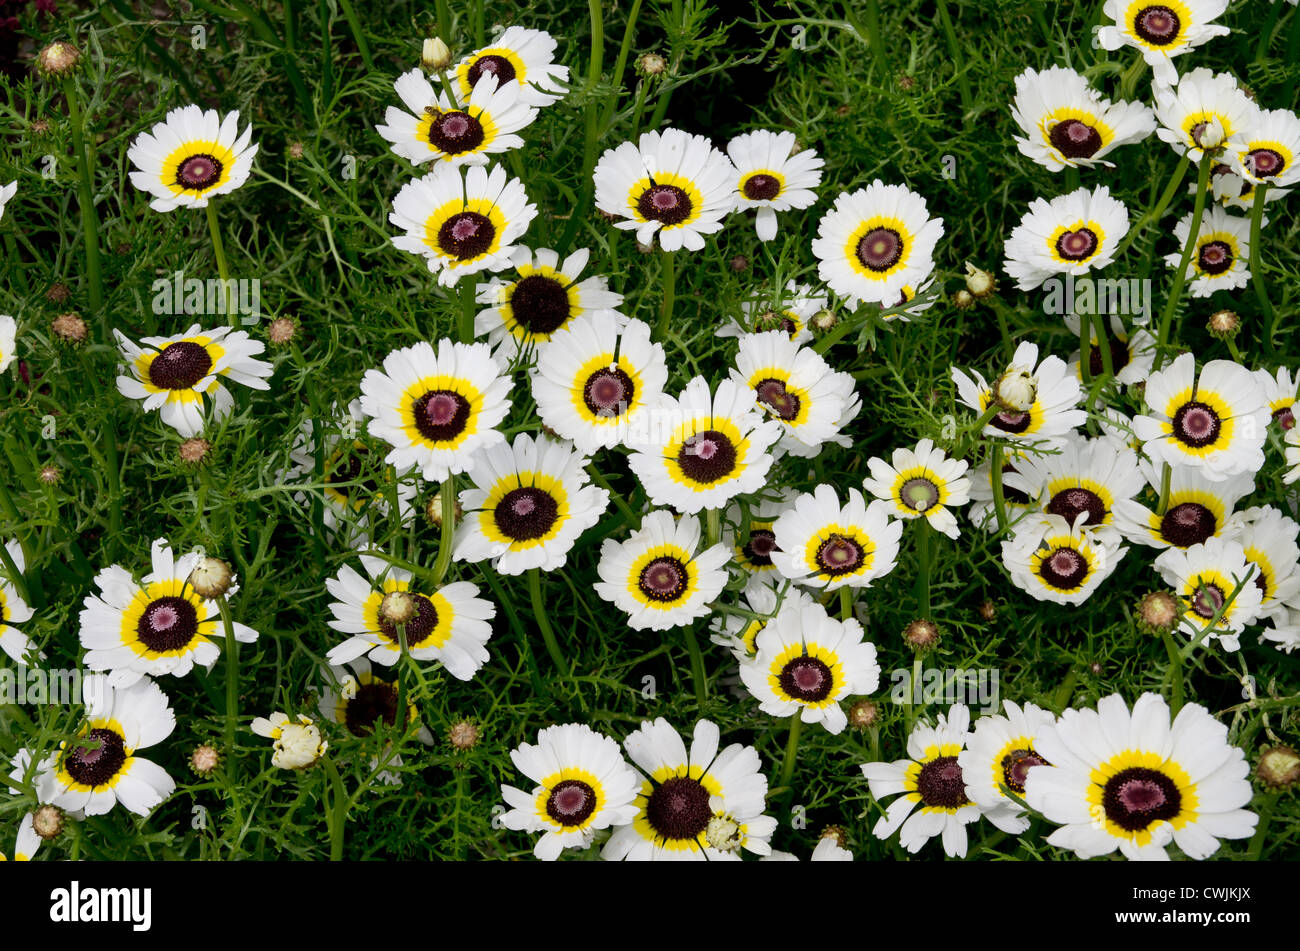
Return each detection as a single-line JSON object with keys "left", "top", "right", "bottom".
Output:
{"left": 1038, "top": 546, "right": 1089, "bottom": 590}
{"left": 755, "top": 378, "right": 801, "bottom": 421}
{"left": 1160, "top": 502, "right": 1217, "bottom": 547}
{"left": 1055, "top": 227, "right": 1099, "bottom": 261}
{"left": 779, "top": 655, "right": 834, "bottom": 702}
{"left": 149, "top": 341, "right": 213, "bottom": 390}
{"left": 677, "top": 430, "right": 738, "bottom": 484}
{"left": 1171, "top": 400, "right": 1222, "bottom": 448}
{"left": 412, "top": 390, "right": 472, "bottom": 443}
{"left": 1197, "top": 240, "right": 1234, "bottom": 275}
{"left": 1190, "top": 581, "right": 1225, "bottom": 619}
{"left": 344, "top": 680, "right": 399, "bottom": 737}
{"left": 493, "top": 486, "right": 560, "bottom": 542}
{"left": 637, "top": 184, "right": 693, "bottom": 225}
{"left": 1133, "top": 5, "right": 1182, "bottom": 46}
{"left": 1000, "top": 748, "right": 1050, "bottom": 794}
{"left": 176, "top": 153, "right": 224, "bottom": 190}
{"left": 437, "top": 211, "right": 496, "bottom": 259}
{"left": 547, "top": 779, "right": 598, "bottom": 827}
{"left": 742, "top": 528, "right": 778, "bottom": 567}
{"left": 583, "top": 367, "right": 634, "bottom": 417}
{"left": 466, "top": 54, "right": 518, "bottom": 87}
{"left": 638, "top": 556, "right": 689, "bottom": 603}
{"left": 645, "top": 775, "right": 712, "bottom": 842}
{"left": 1046, "top": 487, "right": 1107, "bottom": 526}
{"left": 855, "top": 227, "right": 903, "bottom": 272}
{"left": 1102, "top": 766, "right": 1182, "bottom": 831}
{"left": 65, "top": 728, "right": 128, "bottom": 788}
{"left": 427, "top": 110, "right": 486, "bottom": 155}
{"left": 376, "top": 593, "right": 440, "bottom": 646}
{"left": 1048, "top": 119, "right": 1102, "bottom": 160}
{"left": 742, "top": 173, "right": 781, "bottom": 200}
{"left": 509, "top": 274, "right": 572, "bottom": 335}
{"left": 815, "top": 533, "right": 865, "bottom": 576}
{"left": 1246, "top": 149, "right": 1285, "bottom": 179}
{"left": 136, "top": 596, "right": 200, "bottom": 652}
{"left": 915, "top": 755, "right": 970, "bottom": 809}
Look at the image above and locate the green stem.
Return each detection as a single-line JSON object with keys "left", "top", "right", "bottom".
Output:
{"left": 1155, "top": 462, "right": 1172, "bottom": 516}
{"left": 1162, "top": 630, "right": 1183, "bottom": 716}
{"left": 914, "top": 520, "right": 932, "bottom": 616}
{"left": 990, "top": 443, "right": 1008, "bottom": 533}
{"left": 655, "top": 249, "right": 675, "bottom": 341}
{"left": 205, "top": 202, "right": 234, "bottom": 326}
{"left": 1155, "top": 152, "right": 1214, "bottom": 369}
{"left": 1245, "top": 793, "right": 1277, "bottom": 861}
{"left": 321, "top": 755, "right": 348, "bottom": 861}
{"left": 1248, "top": 184, "right": 1276, "bottom": 355}
{"left": 458, "top": 280, "right": 477, "bottom": 343}
{"left": 705, "top": 507, "right": 720, "bottom": 547}
{"left": 599, "top": 0, "right": 644, "bottom": 131}
{"left": 217, "top": 597, "right": 239, "bottom": 773}
{"left": 528, "top": 568, "right": 567, "bottom": 673}
{"left": 1077, "top": 313, "right": 1093, "bottom": 388}
{"left": 62, "top": 76, "right": 104, "bottom": 331}
{"left": 336, "top": 0, "right": 373, "bottom": 68}
{"left": 934, "top": 0, "right": 971, "bottom": 114}
{"left": 839, "top": 586, "right": 853, "bottom": 622}
{"left": 1116, "top": 154, "right": 1190, "bottom": 261}
{"left": 1052, "top": 668, "right": 1078, "bottom": 713}
{"left": 777, "top": 714, "right": 803, "bottom": 791}
{"left": 683, "top": 624, "right": 708, "bottom": 706}
{"left": 586, "top": 464, "right": 638, "bottom": 523}
{"left": 1093, "top": 312, "right": 1114, "bottom": 380}
{"left": 431, "top": 477, "right": 456, "bottom": 585}
{"left": 1254, "top": 0, "right": 1283, "bottom": 61}
{"left": 557, "top": 0, "right": 606, "bottom": 252}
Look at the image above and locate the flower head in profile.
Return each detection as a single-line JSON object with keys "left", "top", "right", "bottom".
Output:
{"left": 251, "top": 712, "right": 328, "bottom": 770}
{"left": 127, "top": 105, "right": 258, "bottom": 211}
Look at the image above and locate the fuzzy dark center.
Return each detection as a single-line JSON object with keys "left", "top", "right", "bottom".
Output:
{"left": 779, "top": 655, "right": 834, "bottom": 703}
{"left": 1197, "top": 240, "right": 1234, "bottom": 275}
{"left": 136, "top": 596, "right": 200, "bottom": 652}
{"left": 645, "top": 775, "right": 712, "bottom": 842}
{"left": 1102, "top": 766, "right": 1182, "bottom": 831}
{"left": 493, "top": 486, "right": 560, "bottom": 542}
{"left": 65, "top": 728, "right": 128, "bottom": 788}
{"left": 1046, "top": 487, "right": 1107, "bottom": 526}
{"left": 546, "top": 779, "right": 598, "bottom": 827}
{"left": 677, "top": 430, "right": 738, "bottom": 484}
{"left": 855, "top": 227, "right": 903, "bottom": 272}
{"left": 1048, "top": 119, "right": 1102, "bottom": 160}
{"left": 742, "top": 174, "right": 781, "bottom": 201}
{"left": 583, "top": 367, "right": 634, "bottom": 417}
{"left": 1088, "top": 337, "right": 1131, "bottom": 376}
{"left": 377, "top": 593, "right": 439, "bottom": 646}
{"left": 816, "top": 533, "right": 865, "bottom": 576}
{"left": 509, "top": 275, "right": 572, "bottom": 335}
{"left": 755, "top": 378, "right": 801, "bottom": 422}
{"left": 1039, "top": 546, "right": 1089, "bottom": 590}
{"left": 1246, "top": 149, "right": 1285, "bottom": 179}
{"left": 437, "top": 211, "right": 496, "bottom": 260}
{"left": 1273, "top": 406, "right": 1295, "bottom": 430}
{"left": 1160, "top": 502, "right": 1217, "bottom": 547}
{"left": 1001, "top": 748, "right": 1050, "bottom": 794}
{"left": 742, "top": 528, "right": 778, "bottom": 567}
{"left": 1190, "top": 581, "right": 1225, "bottom": 619}
{"left": 148, "top": 341, "right": 213, "bottom": 390}
{"left": 427, "top": 110, "right": 485, "bottom": 154}
{"left": 344, "top": 681, "right": 399, "bottom": 737}
{"left": 1171, "top": 400, "right": 1222, "bottom": 448}
{"left": 1133, "top": 6, "right": 1182, "bottom": 45}
{"left": 991, "top": 411, "right": 1033, "bottom": 434}
{"left": 412, "top": 390, "right": 472, "bottom": 444}
{"left": 1055, "top": 227, "right": 1099, "bottom": 261}
{"left": 176, "top": 153, "right": 224, "bottom": 190}
{"left": 466, "top": 54, "right": 518, "bottom": 87}
{"left": 638, "top": 556, "right": 689, "bottom": 603}
{"left": 637, "top": 184, "right": 693, "bottom": 226}
{"left": 900, "top": 477, "right": 940, "bottom": 513}
{"left": 915, "top": 755, "right": 970, "bottom": 809}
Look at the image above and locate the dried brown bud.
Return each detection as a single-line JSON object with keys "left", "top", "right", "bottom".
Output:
{"left": 1136, "top": 591, "right": 1180, "bottom": 635}
{"left": 32, "top": 805, "right": 65, "bottom": 840}
{"left": 848, "top": 699, "right": 879, "bottom": 730}
{"left": 1206, "top": 309, "right": 1241, "bottom": 340}
{"left": 51, "top": 312, "right": 88, "bottom": 343}
{"left": 903, "top": 618, "right": 941, "bottom": 652}
{"left": 729, "top": 255, "right": 750, "bottom": 273}
{"left": 190, "top": 744, "right": 222, "bottom": 777}
{"left": 287, "top": 141, "right": 304, "bottom": 160}
{"left": 45, "top": 282, "right": 71, "bottom": 304}
{"left": 819, "top": 824, "right": 848, "bottom": 847}
{"left": 1256, "top": 745, "right": 1300, "bottom": 790}
{"left": 179, "top": 438, "right": 212, "bottom": 465}
{"left": 36, "top": 41, "right": 81, "bottom": 78}
{"left": 953, "top": 288, "right": 975, "bottom": 310}
{"left": 38, "top": 465, "right": 61, "bottom": 485}
{"left": 267, "top": 316, "right": 297, "bottom": 345}
{"left": 977, "top": 599, "right": 996, "bottom": 622}
{"left": 448, "top": 720, "right": 480, "bottom": 750}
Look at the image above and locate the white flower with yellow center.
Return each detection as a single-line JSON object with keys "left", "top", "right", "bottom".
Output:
{"left": 1162, "top": 204, "right": 1256, "bottom": 296}
{"left": 114, "top": 324, "right": 273, "bottom": 437}
{"left": 812, "top": 180, "right": 943, "bottom": 307}
{"left": 1064, "top": 313, "right": 1156, "bottom": 387}
{"left": 1004, "top": 186, "right": 1131, "bottom": 291}
{"left": 475, "top": 246, "right": 625, "bottom": 360}
{"left": 358, "top": 339, "right": 512, "bottom": 483}
{"left": 603, "top": 718, "right": 776, "bottom": 860}
{"left": 719, "top": 280, "right": 825, "bottom": 345}
{"left": 1112, "top": 459, "right": 1253, "bottom": 549}
{"left": 251, "top": 712, "right": 328, "bottom": 770}
{"left": 1003, "top": 514, "right": 1128, "bottom": 605}
{"left": 958, "top": 700, "right": 1057, "bottom": 834}
{"left": 389, "top": 162, "right": 536, "bottom": 286}
{"left": 37, "top": 674, "right": 176, "bottom": 817}
{"left": 862, "top": 703, "right": 981, "bottom": 857}
{"left": 0, "top": 539, "right": 37, "bottom": 666}
{"left": 453, "top": 26, "right": 570, "bottom": 107}
{"left": 1024, "top": 693, "right": 1256, "bottom": 860}
{"left": 1226, "top": 107, "right": 1300, "bottom": 189}
{"left": 454, "top": 432, "right": 609, "bottom": 575}
{"left": 0, "top": 314, "right": 15, "bottom": 375}
{"left": 126, "top": 105, "right": 258, "bottom": 212}
{"left": 1154, "top": 536, "right": 1263, "bottom": 650}
{"left": 1154, "top": 67, "right": 1259, "bottom": 162}
{"left": 324, "top": 552, "right": 496, "bottom": 679}
{"left": 376, "top": 70, "right": 537, "bottom": 168}
{"left": 863, "top": 438, "right": 971, "bottom": 539}
{"left": 594, "top": 510, "right": 730, "bottom": 632}
{"left": 729, "top": 331, "right": 855, "bottom": 456}
{"left": 0, "top": 814, "right": 40, "bottom": 862}
{"left": 1255, "top": 365, "right": 1297, "bottom": 432}
{"left": 78, "top": 537, "right": 258, "bottom": 689}
{"left": 952, "top": 341, "right": 1087, "bottom": 446}
{"left": 1235, "top": 506, "right": 1300, "bottom": 625}
{"left": 1010, "top": 65, "right": 1156, "bottom": 171}
{"left": 593, "top": 128, "right": 738, "bottom": 252}
{"left": 530, "top": 314, "right": 668, "bottom": 454}
{"left": 500, "top": 723, "right": 639, "bottom": 861}
{"left": 720, "top": 491, "right": 796, "bottom": 583}
{"left": 1004, "top": 433, "right": 1145, "bottom": 532}
{"left": 317, "top": 656, "right": 434, "bottom": 745}
{"left": 626, "top": 375, "right": 781, "bottom": 514}
{"left": 738, "top": 598, "right": 880, "bottom": 735}
{"left": 1132, "top": 354, "right": 1269, "bottom": 479}
{"left": 1096, "top": 0, "right": 1230, "bottom": 86}
{"left": 770, "top": 484, "right": 902, "bottom": 591}
{"left": 725, "top": 129, "right": 824, "bottom": 241}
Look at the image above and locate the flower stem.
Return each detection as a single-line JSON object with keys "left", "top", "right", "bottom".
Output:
{"left": 1248, "top": 184, "right": 1276, "bottom": 355}
{"left": 556, "top": 0, "right": 605, "bottom": 253}
{"left": 655, "top": 249, "right": 676, "bottom": 341}
{"left": 457, "top": 276, "right": 477, "bottom": 343}
{"left": 528, "top": 567, "right": 567, "bottom": 673}
{"left": 683, "top": 623, "right": 708, "bottom": 706}
{"left": 62, "top": 76, "right": 104, "bottom": 333}
{"left": 1155, "top": 462, "right": 1172, "bottom": 516}
{"left": 1092, "top": 312, "right": 1114, "bottom": 380}
{"left": 990, "top": 443, "right": 1008, "bottom": 533}
{"left": 934, "top": 0, "right": 972, "bottom": 114}
{"left": 599, "top": 0, "right": 644, "bottom": 131}
{"left": 1162, "top": 629, "right": 1184, "bottom": 716}
{"left": 1154, "top": 152, "right": 1214, "bottom": 369}
{"left": 839, "top": 585, "right": 853, "bottom": 622}
{"left": 321, "top": 755, "right": 348, "bottom": 861}
{"left": 1245, "top": 793, "right": 1277, "bottom": 862}
{"left": 914, "top": 520, "right": 932, "bottom": 616}
{"left": 204, "top": 202, "right": 234, "bottom": 326}
{"left": 217, "top": 597, "right": 240, "bottom": 774}
{"left": 777, "top": 713, "right": 803, "bottom": 791}
{"left": 1115, "top": 153, "right": 1189, "bottom": 261}
{"left": 705, "top": 507, "right": 720, "bottom": 547}
{"left": 430, "top": 476, "right": 456, "bottom": 586}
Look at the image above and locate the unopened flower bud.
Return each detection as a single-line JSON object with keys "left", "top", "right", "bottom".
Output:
{"left": 287, "top": 141, "right": 304, "bottom": 160}
{"left": 190, "top": 744, "right": 221, "bottom": 776}
{"left": 729, "top": 255, "right": 749, "bottom": 272}
{"left": 422, "top": 37, "right": 452, "bottom": 71}
{"left": 636, "top": 52, "right": 667, "bottom": 78}
{"left": 964, "top": 262, "right": 997, "bottom": 299}
{"left": 31, "top": 805, "right": 64, "bottom": 841}
{"left": 380, "top": 590, "right": 416, "bottom": 625}
{"left": 45, "top": 282, "right": 70, "bottom": 304}
{"left": 810, "top": 308, "right": 838, "bottom": 331}
{"left": 179, "top": 438, "right": 212, "bottom": 465}
{"left": 448, "top": 719, "right": 480, "bottom": 750}
{"left": 1256, "top": 745, "right": 1300, "bottom": 790}
{"left": 977, "top": 599, "right": 996, "bottom": 622}
{"left": 267, "top": 316, "right": 297, "bottom": 345}
{"left": 51, "top": 312, "right": 88, "bottom": 343}
{"left": 848, "top": 699, "right": 878, "bottom": 730}
{"left": 903, "top": 618, "right": 941, "bottom": 652}
{"left": 993, "top": 369, "right": 1036, "bottom": 412}
{"left": 189, "top": 557, "right": 234, "bottom": 599}
{"left": 37, "top": 41, "right": 80, "bottom": 78}
{"left": 952, "top": 288, "right": 975, "bottom": 309}
{"left": 819, "top": 824, "right": 848, "bottom": 847}
{"left": 38, "top": 465, "right": 61, "bottom": 485}
{"left": 1206, "top": 309, "right": 1240, "bottom": 340}
{"left": 1136, "top": 590, "right": 1180, "bottom": 636}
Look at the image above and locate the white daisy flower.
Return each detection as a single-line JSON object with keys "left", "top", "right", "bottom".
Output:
{"left": 1003, "top": 186, "right": 1131, "bottom": 291}
{"left": 1024, "top": 692, "right": 1256, "bottom": 860}
{"left": 0, "top": 314, "right": 15, "bottom": 375}
{"left": 316, "top": 657, "right": 434, "bottom": 786}
{"left": 603, "top": 717, "right": 777, "bottom": 860}
{"left": 592, "top": 128, "right": 737, "bottom": 252}
{"left": 725, "top": 129, "right": 824, "bottom": 241}
{"left": 0, "top": 181, "right": 15, "bottom": 221}
{"left": 323, "top": 552, "right": 496, "bottom": 679}
{"left": 251, "top": 712, "right": 328, "bottom": 770}
{"left": 453, "top": 432, "right": 609, "bottom": 575}
{"left": 863, "top": 438, "right": 971, "bottom": 540}
{"left": 0, "top": 814, "right": 40, "bottom": 862}
{"left": 718, "top": 281, "right": 825, "bottom": 345}
{"left": 593, "top": 510, "right": 730, "bottom": 632}
{"left": 958, "top": 700, "right": 1057, "bottom": 834}
{"left": 530, "top": 314, "right": 668, "bottom": 454}
{"left": 358, "top": 339, "right": 512, "bottom": 483}
{"left": 1236, "top": 505, "right": 1300, "bottom": 624}
{"left": 770, "top": 484, "right": 903, "bottom": 591}
{"left": 1131, "top": 353, "right": 1270, "bottom": 480}
{"left": 811, "top": 180, "right": 944, "bottom": 308}
{"left": 114, "top": 323, "right": 273, "bottom": 437}
{"left": 1255, "top": 365, "right": 1297, "bottom": 431}
{"left": 475, "top": 246, "right": 626, "bottom": 359}
{"left": 1010, "top": 65, "right": 1156, "bottom": 171}
{"left": 1162, "top": 205, "right": 1257, "bottom": 297}
{"left": 1155, "top": 536, "right": 1263, "bottom": 650}
{"left": 952, "top": 341, "right": 1087, "bottom": 446}
{"left": 761, "top": 837, "right": 855, "bottom": 862}
{"left": 0, "top": 539, "right": 37, "bottom": 666}
{"left": 720, "top": 491, "right": 797, "bottom": 584}
{"left": 127, "top": 105, "right": 258, "bottom": 211}
{"left": 1227, "top": 106, "right": 1300, "bottom": 189}
{"left": 1064, "top": 314, "right": 1156, "bottom": 387}
{"left": 1262, "top": 604, "right": 1300, "bottom": 653}
{"left": 1003, "top": 514, "right": 1128, "bottom": 605}
{"left": 1153, "top": 67, "right": 1259, "bottom": 162}
{"left": 1111, "top": 458, "right": 1253, "bottom": 549}
{"left": 389, "top": 163, "right": 536, "bottom": 286}
{"left": 375, "top": 69, "right": 537, "bottom": 167}
{"left": 861, "top": 703, "right": 981, "bottom": 857}
{"left": 453, "top": 26, "right": 570, "bottom": 107}
{"left": 38, "top": 674, "right": 176, "bottom": 817}
{"left": 1004, "top": 432, "right": 1146, "bottom": 531}
{"left": 284, "top": 399, "right": 418, "bottom": 543}
{"left": 738, "top": 598, "right": 880, "bottom": 735}
{"left": 1096, "top": 0, "right": 1231, "bottom": 86}
{"left": 626, "top": 375, "right": 781, "bottom": 515}
{"left": 78, "top": 537, "right": 258, "bottom": 688}
{"left": 728, "top": 331, "right": 856, "bottom": 456}
{"left": 500, "top": 723, "right": 640, "bottom": 860}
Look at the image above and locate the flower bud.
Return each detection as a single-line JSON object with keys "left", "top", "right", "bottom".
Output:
{"left": 37, "top": 41, "right": 80, "bottom": 78}
{"left": 1136, "top": 590, "right": 1180, "bottom": 636}
{"left": 422, "top": 37, "right": 452, "bottom": 71}
{"left": 179, "top": 438, "right": 212, "bottom": 465}
{"left": 992, "top": 369, "right": 1036, "bottom": 412}
{"left": 32, "top": 805, "right": 64, "bottom": 841}
{"left": 380, "top": 590, "right": 416, "bottom": 625}
{"left": 1206, "top": 309, "right": 1241, "bottom": 340}
{"left": 952, "top": 288, "right": 975, "bottom": 309}
{"left": 190, "top": 744, "right": 222, "bottom": 777}
{"left": 189, "top": 557, "right": 234, "bottom": 599}
{"left": 964, "top": 262, "right": 997, "bottom": 299}
{"left": 267, "top": 316, "right": 297, "bottom": 345}
{"left": 1256, "top": 745, "right": 1300, "bottom": 790}
{"left": 51, "top": 312, "right": 88, "bottom": 344}
{"left": 848, "top": 699, "right": 879, "bottom": 730}
{"left": 448, "top": 719, "right": 480, "bottom": 750}
{"left": 810, "top": 308, "right": 838, "bottom": 331}
{"left": 636, "top": 52, "right": 667, "bottom": 78}
{"left": 903, "top": 618, "right": 941, "bottom": 652}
